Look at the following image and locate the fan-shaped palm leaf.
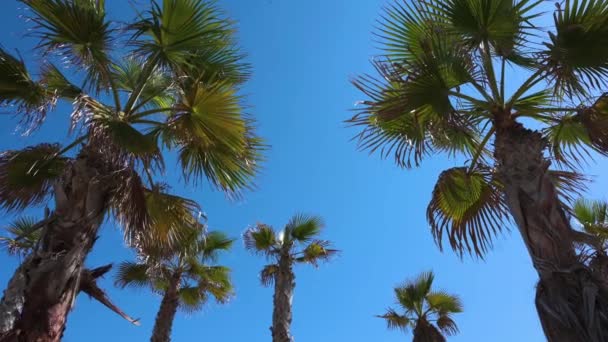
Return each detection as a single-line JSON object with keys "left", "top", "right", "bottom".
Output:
{"left": 115, "top": 261, "right": 152, "bottom": 289}
{"left": 542, "top": 0, "right": 608, "bottom": 97}
{"left": 0, "top": 144, "right": 68, "bottom": 211}
{"left": 0, "top": 216, "right": 41, "bottom": 256}
{"left": 260, "top": 264, "right": 279, "bottom": 287}
{"left": 243, "top": 224, "right": 278, "bottom": 256}
{"left": 286, "top": 214, "right": 325, "bottom": 243}
{"left": 199, "top": 231, "right": 234, "bottom": 261}
{"left": 427, "top": 167, "right": 510, "bottom": 257}
{"left": 22, "top": 0, "right": 113, "bottom": 90}
{"left": 295, "top": 240, "right": 338, "bottom": 267}
{"left": 0, "top": 47, "right": 50, "bottom": 129}
{"left": 378, "top": 308, "right": 411, "bottom": 331}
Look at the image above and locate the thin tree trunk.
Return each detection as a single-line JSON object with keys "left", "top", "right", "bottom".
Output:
{"left": 0, "top": 155, "right": 109, "bottom": 342}
{"left": 413, "top": 319, "right": 445, "bottom": 342}
{"left": 271, "top": 252, "right": 294, "bottom": 342}
{"left": 151, "top": 272, "right": 181, "bottom": 342}
{"left": 494, "top": 122, "right": 608, "bottom": 342}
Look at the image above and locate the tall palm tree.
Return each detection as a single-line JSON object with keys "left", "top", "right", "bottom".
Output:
{"left": 378, "top": 271, "right": 462, "bottom": 342}
{"left": 0, "top": 0, "right": 262, "bottom": 340}
{"left": 116, "top": 230, "right": 234, "bottom": 342}
{"left": 349, "top": 0, "right": 608, "bottom": 340}
{"left": 244, "top": 215, "right": 338, "bottom": 342}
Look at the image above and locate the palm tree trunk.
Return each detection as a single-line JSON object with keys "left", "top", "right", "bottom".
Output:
{"left": 413, "top": 319, "right": 446, "bottom": 342}
{"left": 271, "top": 253, "right": 294, "bottom": 342}
{"left": 151, "top": 272, "right": 181, "bottom": 342}
{"left": 0, "top": 155, "right": 108, "bottom": 342}
{"left": 494, "top": 122, "right": 608, "bottom": 342}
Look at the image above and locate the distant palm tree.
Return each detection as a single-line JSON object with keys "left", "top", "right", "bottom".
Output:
{"left": 116, "top": 230, "right": 234, "bottom": 342}
{"left": 244, "top": 215, "right": 338, "bottom": 342}
{"left": 379, "top": 272, "right": 462, "bottom": 342}
{"left": 349, "top": 0, "right": 608, "bottom": 339}
{"left": 0, "top": 0, "right": 262, "bottom": 339}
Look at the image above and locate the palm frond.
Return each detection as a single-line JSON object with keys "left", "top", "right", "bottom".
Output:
{"left": 426, "top": 291, "right": 463, "bottom": 314}
{"left": 40, "top": 63, "right": 82, "bottom": 99}
{"left": 436, "top": 313, "right": 460, "bottom": 336}
{"left": 129, "top": 0, "right": 247, "bottom": 80}
{"left": 0, "top": 47, "right": 50, "bottom": 131}
{"left": 112, "top": 59, "right": 174, "bottom": 110}
{"left": 0, "top": 216, "right": 41, "bottom": 256}
{"left": 0, "top": 144, "right": 68, "bottom": 212}
{"left": 195, "top": 265, "right": 233, "bottom": 304}
{"left": 199, "top": 231, "right": 234, "bottom": 261}
{"left": 573, "top": 198, "right": 608, "bottom": 240}
{"left": 22, "top": 0, "right": 114, "bottom": 91}
{"left": 295, "top": 240, "right": 338, "bottom": 267}
{"left": 543, "top": 113, "right": 595, "bottom": 168}
{"left": 579, "top": 93, "right": 608, "bottom": 154}
{"left": 542, "top": 0, "right": 608, "bottom": 97}
{"left": 378, "top": 308, "right": 411, "bottom": 331}
{"left": 260, "top": 264, "right": 278, "bottom": 287}
{"left": 427, "top": 166, "right": 510, "bottom": 257}
{"left": 549, "top": 170, "right": 587, "bottom": 207}
{"left": 429, "top": 0, "right": 542, "bottom": 57}
{"left": 115, "top": 261, "right": 152, "bottom": 289}
{"left": 286, "top": 214, "right": 325, "bottom": 243}
{"left": 159, "top": 79, "right": 263, "bottom": 194}
{"left": 177, "top": 286, "right": 207, "bottom": 313}
{"left": 243, "top": 224, "right": 278, "bottom": 256}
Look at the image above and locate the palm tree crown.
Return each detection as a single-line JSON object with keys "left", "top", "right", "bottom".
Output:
{"left": 0, "top": 0, "right": 264, "bottom": 248}
{"left": 349, "top": 0, "right": 608, "bottom": 257}
{"left": 244, "top": 214, "right": 338, "bottom": 283}
{"left": 116, "top": 230, "right": 235, "bottom": 312}
{"left": 379, "top": 271, "right": 462, "bottom": 341}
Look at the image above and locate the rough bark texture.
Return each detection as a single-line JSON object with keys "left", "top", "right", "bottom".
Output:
{"left": 494, "top": 122, "right": 608, "bottom": 342}
{"left": 151, "top": 272, "right": 181, "bottom": 342}
{"left": 413, "top": 319, "right": 446, "bottom": 342}
{"left": 271, "top": 252, "right": 294, "bottom": 342}
{"left": 0, "top": 154, "right": 109, "bottom": 342}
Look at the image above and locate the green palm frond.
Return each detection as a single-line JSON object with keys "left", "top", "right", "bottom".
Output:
{"left": 286, "top": 214, "right": 325, "bottom": 243}
{"left": 295, "top": 240, "right": 338, "bottom": 267}
{"left": 542, "top": 0, "right": 608, "bottom": 97}
{"left": 260, "top": 264, "right": 278, "bottom": 287}
{"left": 0, "top": 144, "right": 68, "bottom": 212}
{"left": 195, "top": 265, "right": 233, "bottom": 304}
{"left": 40, "top": 63, "right": 82, "bottom": 99}
{"left": 430, "top": 0, "right": 542, "bottom": 57}
{"left": 22, "top": 0, "right": 113, "bottom": 90}
{"left": 378, "top": 308, "right": 411, "bottom": 331}
{"left": 544, "top": 113, "right": 594, "bottom": 168}
{"left": 427, "top": 167, "right": 510, "bottom": 257}
{"left": 178, "top": 286, "right": 207, "bottom": 313}
{"left": 199, "top": 231, "right": 234, "bottom": 261}
{"left": 159, "top": 78, "right": 263, "bottom": 193}
{"left": 0, "top": 47, "right": 50, "bottom": 129}
{"left": 349, "top": 55, "right": 484, "bottom": 168}
{"left": 0, "top": 216, "right": 41, "bottom": 256}
{"left": 112, "top": 59, "right": 174, "bottom": 110}
{"left": 115, "top": 261, "right": 152, "bottom": 289}
{"left": 129, "top": 0, "right": 241, "bottom": 75}
{"left": 573, "top": 198, "right": 608, "bottom": 241}
{"left": 243, "top": 224, "right": 278, "bottom": 256}
{"left": 426, "top": 291, "right": 463, "bottom": 314}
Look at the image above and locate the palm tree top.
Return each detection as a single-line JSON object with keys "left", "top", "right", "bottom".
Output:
{"left": 0, "top": 0, "right": 265, "bottom": 250}
{"left": 116, "top": 229, "right": 235, "bottom": 311}
{"left": 349, "top": 0, "right": 608, "bottom": 258}
{"left": 379, "top": 271, "right": 462, "bottom": 337}
{"left": 243, "top": 214, "right": 338, "bottom": 285}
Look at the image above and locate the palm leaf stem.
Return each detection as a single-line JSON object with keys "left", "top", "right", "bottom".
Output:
{"left": 124, "top": 52, "right": 161, "bottom": 114}
{"left": 481, "top": 40, "right": 501, "bottom": 102}
{"left": 467, "top": 127, "right": 495, "bottom": 173}
{"left": 507, "top": 68, "right": 545, "bottom": 106}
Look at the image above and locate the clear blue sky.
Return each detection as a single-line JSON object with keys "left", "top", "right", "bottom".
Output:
{"left": 1, "top": 1, "right": 607, "bottom": 341}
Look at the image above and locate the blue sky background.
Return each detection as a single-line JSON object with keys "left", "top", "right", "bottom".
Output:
{"left": 0, "top": 1, "right": 607, "bottom": 341}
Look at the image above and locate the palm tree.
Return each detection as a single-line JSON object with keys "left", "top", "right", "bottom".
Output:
{"left": 116, "top": 230, "right": 234, "bottom": 342}
{"left": 378, "top": 271, "right": 462, "bottom": 342}
{"left": 0, "top": 0, "right": 262, "bottom": 340}
{"left": 349, "top": 0, "right": 608, "bottom": 340}
{"left": 244, "top": 215, "right": 338, "bottom": 342}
